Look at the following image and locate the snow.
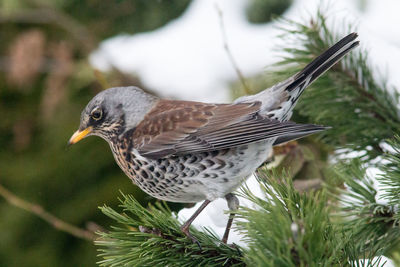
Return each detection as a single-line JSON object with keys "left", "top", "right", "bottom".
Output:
{"left": 90, "top": 0, "right": 400, "bottom": 264}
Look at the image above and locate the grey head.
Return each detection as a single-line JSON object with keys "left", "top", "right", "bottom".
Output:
{"left": 69, "top": 86, "right": 159, "bottom": 144}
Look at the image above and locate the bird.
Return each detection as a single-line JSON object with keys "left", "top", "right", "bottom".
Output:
{"left": 69, "top": 33, "right": 359, "bottom": 245}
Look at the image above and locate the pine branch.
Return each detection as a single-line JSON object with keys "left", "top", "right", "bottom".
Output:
{"left": 332, "top": 142, "right": 400, "bottom": 259}
{"left": 378, "top": 136, "right": 400, "bottom": 207}
{"left": 96, "top": 193, "right": 244, "bottom": 266}
{"left": 235, "top": 167, "right": 384, "bottom": 266}
{"left": 215, "top": 4, "right": 251, "bottom": 95}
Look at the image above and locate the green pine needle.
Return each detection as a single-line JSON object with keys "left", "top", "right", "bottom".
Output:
{"left": 378, "top": 136, "right": 400, "bottom": 209}
{"left": 96, "top": 193, "right": 244, "bottom": 266}
{"left": 332, "top": 148, "right": 400, "bottom": 259}
{"left": 235, "top": 167, "right": 384, "bottom": 266}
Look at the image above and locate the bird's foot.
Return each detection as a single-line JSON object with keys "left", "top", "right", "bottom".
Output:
{"left": 139, "top": 225, "right": 202, "bottom": 249}
{"left": 181, "top": 225, "right": 202, "bottom": 250}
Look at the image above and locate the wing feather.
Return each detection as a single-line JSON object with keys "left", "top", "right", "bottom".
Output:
{"left": 131, "top": 100, "right": 326, "bottom": 159}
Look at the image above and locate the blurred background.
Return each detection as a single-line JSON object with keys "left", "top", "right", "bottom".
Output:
{"left": 0, "top": 0, "right": 399, "bottom": 266}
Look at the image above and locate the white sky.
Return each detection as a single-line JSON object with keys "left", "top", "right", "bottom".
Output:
{"left": 90, "top": 0, "right": 400, "bottom": 262}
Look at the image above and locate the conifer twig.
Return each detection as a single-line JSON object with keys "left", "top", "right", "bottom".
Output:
{"left": 215, "top": 4, "right": 251, "bottom": 95}
{"left": 97, "top": 193, "right": 244, "bottom": 266}
{"left": 0, "top": 183, "right": 96, "bottom": 241}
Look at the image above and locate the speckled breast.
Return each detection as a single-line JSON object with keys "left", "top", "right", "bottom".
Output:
{"left": 108, "top": 137, "right": 272, "bottom": 203}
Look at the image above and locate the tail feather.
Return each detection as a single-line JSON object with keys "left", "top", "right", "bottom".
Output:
{"left": 234, "top": 32, "right": 359, "bottom": 124}
{"left": 286, "top": 32, "right": 359, "bottom": 92}
{"left": 270, "top": 33, "right": 359, "bottom": 122}
{"left": 272, "top": 124, "right": 330, "bottom": 146}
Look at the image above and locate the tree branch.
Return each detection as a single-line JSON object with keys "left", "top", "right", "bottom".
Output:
{"left": 215, "top": 4, "right": 251, "bottom": 95}
{"left": 0, "top": 8, "right": 96, "bottom": 53}
{"left": 0, "top": 183, "right": 96, "bottom": 241}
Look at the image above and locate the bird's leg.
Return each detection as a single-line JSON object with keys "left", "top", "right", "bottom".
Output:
{"left": 180, "top": 199, "right": 211, "bottom": 247}
{"left": 222, "top": 193, "right": 239, "bottom": 244}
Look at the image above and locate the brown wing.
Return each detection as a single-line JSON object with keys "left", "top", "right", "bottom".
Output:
{"left": 132, "top": 99, "right": 326, "bottom": 159}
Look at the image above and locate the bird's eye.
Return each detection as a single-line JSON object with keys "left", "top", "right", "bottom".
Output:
{"left": 91, "top": 108, "right": 103, "bottom": 120}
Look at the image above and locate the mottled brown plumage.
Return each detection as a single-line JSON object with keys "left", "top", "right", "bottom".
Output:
{"left": 132, "top": 100, "right": 261, "bottom": 158}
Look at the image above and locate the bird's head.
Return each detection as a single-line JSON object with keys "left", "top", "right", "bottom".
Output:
{"left": 68, "top": 86, "right": 158, "bottom": 145}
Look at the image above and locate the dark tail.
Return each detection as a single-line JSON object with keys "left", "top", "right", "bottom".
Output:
{"left": 271, "top": 33, "right": 358, "bottom": 143}
{"left": 286, "top": 32, "right": 359, "bottom": 92}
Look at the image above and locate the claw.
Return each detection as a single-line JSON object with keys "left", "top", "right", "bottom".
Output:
{"left": 179, "top": 200, "right": 211, "bottom": 250}
{"left": 193, "top": 238, "right": 202, "bottom": 250}
{"left": 181, "top": 225, "right": 202, "bottom": 250}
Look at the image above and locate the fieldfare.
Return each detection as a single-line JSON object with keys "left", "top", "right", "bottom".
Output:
{"left": 69, "top": 33, "right": 359, "bottom": 245}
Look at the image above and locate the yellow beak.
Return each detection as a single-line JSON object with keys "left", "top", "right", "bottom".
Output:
{"left": 68, "top": 127, "right": 93, "bottom": 145}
